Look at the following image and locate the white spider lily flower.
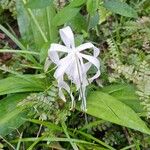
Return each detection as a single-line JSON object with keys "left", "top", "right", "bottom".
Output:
{"left": 47, "top": 26, "right": 100, "bottom": 111}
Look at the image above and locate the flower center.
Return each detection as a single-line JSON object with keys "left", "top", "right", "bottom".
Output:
{"left": 71, "top": 47, "right": 79, "bottom": 56}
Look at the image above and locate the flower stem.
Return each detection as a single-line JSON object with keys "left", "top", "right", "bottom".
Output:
{"left": 75, "top": 55, "right": 86, "bottom": 112}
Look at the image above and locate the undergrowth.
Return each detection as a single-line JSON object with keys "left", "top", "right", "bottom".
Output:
{"left": 0, "top": 0, "right": 150, "bottom": 149}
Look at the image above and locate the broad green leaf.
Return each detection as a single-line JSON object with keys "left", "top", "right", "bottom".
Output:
{"left": 75, "top": 34, "right": 84, "bottom": 46}
{"left": 16, "top": 0, "right": 33, "bottom": 46}
{"left": 0, "top": 75, "right": 46, "bottom": 96}
{"left": 86, "top": 0, "right": 99, "bottom": 15}
{"left": 69, "top": 0, "right": 86, "bottom": 7}
{"left": 16, "top": 0, "right": 58, "bottom": 49}
{"left": 86, "top": 91, "right": 150, "bottom": 135}
{"left": 101, "top": 84, "right": 143, "bottom": 113}
{"left": 69, "top": 13, "right": 87, "bottom": 32}
{"left": 0, "top": 94, "right": 28, "bottom": 136}
{"left": 53, "top": 7, "right": 80, "bottom": 26}
{"left": 88, "top": 12, "right": 99, "bottom": 29}
{"left": 103, "top": 0, "right": 138, "bottom": 18}
{"left": 26, "top": 0, "right": 53, "bottom": 9}
{"left": 30, "top": 6, "right": 58, "bottom": 47}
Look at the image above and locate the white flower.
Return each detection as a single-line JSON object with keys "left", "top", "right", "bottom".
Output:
{"left": 47, "top": 26, "right": 100, "bottom": 111}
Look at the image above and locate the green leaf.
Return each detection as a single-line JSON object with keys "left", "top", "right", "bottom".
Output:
{"left": 88, "top": 12, "right": 99, "bottom": 29}
{"left": 40, "top": 42, "right": 49, "bottom": 64}
{"left": 98, "top": 6, "right": 111, "bottom": 24}
{"left": 69, "top": 0, "right": 86, "bottom": 7}
{"left": 69, "top": 13, "right": 88, "bottom": 32}
{"left": 0, "top": 94, "right": 28, "bottom": 136}
{"left": 75, "top": 34, "right": 84, "bottom": 46}
{"left": 101, "top": 84, "right": 146, "bottom": 117}
{"left": 26, "top": 0, "right": 53, "bottom": 9}
{"left": 103, "top": 0, "right": 138, "bottom": 18}
{"left": 101, "top": 84, "right": 143, "bottom": 113}
{"left": 86, "top": 91, "right": 150, "bottom": 135}
{"left": 16, "top": 0, "right": 58, "bottom": 49}
{"left": 0, "top": 75, "right": 46, "bottom": 96}
{"left": 53, "top": 7, "right": 80, "bottom": 26}
{"left": 86, "top": 0, "right": 99, "bottom": 15}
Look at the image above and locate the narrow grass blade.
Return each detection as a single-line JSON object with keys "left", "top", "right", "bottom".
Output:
{"left": 0, "top": 24, "right": 26, "bottom": 50}
{"left": 61, "top": 121, "right": 79, "bottom": 150}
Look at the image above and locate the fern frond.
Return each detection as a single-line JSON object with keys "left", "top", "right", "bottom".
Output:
{"left": 0, "top": 0, "right": 16, "bottom": 18}
{"left": 19, "top": 83, "right": 71, "bottom": 123}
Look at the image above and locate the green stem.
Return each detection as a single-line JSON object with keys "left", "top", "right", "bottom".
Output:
{"left": 0, "top": 49, "right": 39, "bottom": 55}
{"left": 46, "top": 7, "right": 52, "bottom": 41}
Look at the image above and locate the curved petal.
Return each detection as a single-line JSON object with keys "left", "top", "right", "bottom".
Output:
{"left": 59, "top": 88, "right": 66, "bottom": 102}
{"left": 57, "top": 77, "right": 74, "bottom": 106}
{"left": 58, "top": 78, "right": 70, "bottom": 93}
{"left": 54, "top": 54, "right": 74, "bottom": 79}
{"left": 77, "top": 54, "right": 91, "bottom": 75}
{"left": 49, "top": 43, "right": 69, "bottom": 53}
{"left": 79, "top": 53, "right": 100, "bottom": 69}
{"left": 65, "top": 60, "right": 78, "bottom": 82}
{"left": 76, "top": 42, "right": 100, "bottom": 57}
{"left": 79, "top": 53, "right": 100, "bottom": 82}
{"left": 48, "top": 44, "right": 69, "bottom": 65}
{"left": 44, "top": 57, "right": 52, "bottom": 72}
{"left": 59, "top": 26, "right": 75, "bottom": 48}
{"left": 49, "top": 51, "right": 60, "bottom": 65}
{"left": 57, "top": 77, "right": 69, "bottom": 102}
{"left": 84, "top": 62, "right": 92, "bottom": 72}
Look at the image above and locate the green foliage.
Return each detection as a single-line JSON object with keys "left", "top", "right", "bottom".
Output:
{"left": 86, "top": 0, "right": 99, "bottom": 15}
{"left": 69, "top": 0, "right": 86, "bottom": 7}
{"left": 0, "top": 75, "right": 47, "bottom": 95}
{"left": 103, "top": 129, "right": 125, "bottom": 146}
{"left": 69, "top": 13, "right": 88, "bottom": 32}
{"left": 0, "top": 94, "right": 28, "bottom": 136}
{"left": 103, "top": 0, "right": 138, "bottom": 18}
{"left": 136, "top": 61, "right": 150, "bottom": 118}
{"left": 16, "top": 0, "right": 58, "bottom": 49}
{"left": 20, "top": 84, "right": 71, "bottom": 124}
{"left": 0, "top": 0, "right": 150, "bottom": 149}
{"left": 101, "top": 84, "right": 143, "bottom": 113}
{"left": 53, "top": 7, "right": 80, "bottom": 26}
{"left": 106, "top": 29, "right": 150, "bottom": 118}
{"left": 88, "top": 12, "right": 99, "bottom": 29}
{"left": 86, "top": 91, "right": 150, "bottom": 135}
{"left": 0, "top": 0, "right": 16, "bottom": 18}
{"left": 26, "top": 0, "right": 53, "bottom": 9}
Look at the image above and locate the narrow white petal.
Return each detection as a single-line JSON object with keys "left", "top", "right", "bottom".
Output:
{"left": 49, "top": 51, "right": 60, "bottom": 65}
{"left": 76, "top": 42, "right": 100, "bottom": 57}
{"left": 77, "top": 53, "right": 91, "bottom": 73}
{"left": 88, "top": 71, "right": 101, "bottom": 83}
{"left": 54, "top": 54, "right": 73, "bottom": 79}
{"left": 58, "top": 78, "right": 70, "bottom": 92}
{"left": 79, "top": 53, "right": 100, "bottom": 82}
{"left": 58, "top": 77, "right": 75, "bottom": 105}
{"left": 59, "top": 88, "right": 66, "bottom": 102}
{"left": 59, "top": 26, "right": 75, "bottom": 48}
{"left": 49, "top": 43, "right": 69, "bottom": 53}
{"left": 79, "top": 53, "right": 100, "bottom": 69}
{"left": 44, "top": 57, "right": 52, "bottom": 72}
{"left": 84, "top": 62, "right": 92, "bottom": 72}
{"left": 70, "top": 93, "right": 75, "bottom": 110}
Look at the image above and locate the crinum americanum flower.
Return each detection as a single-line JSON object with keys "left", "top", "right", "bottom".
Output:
{"left": 46, "top": 26, "right": 100, "bottom": 111}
